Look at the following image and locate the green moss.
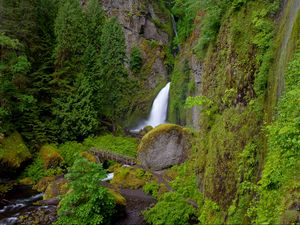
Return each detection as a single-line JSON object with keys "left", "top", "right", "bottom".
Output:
{"left": 253, "top": 41, "right": 300, "bottom": 225}
{"left": 40, "top": 145, "right": 63, "bottom": 169}
{"left": 138, "top": 124, "right": 188, "bottom": 152}
{"left": 0, "top": 131, "right": 31, "bottom": 168}
{"left": 265, "top": 0, "right": 300, "bottom": 122}
{"left": 57, "top": 141, "right": 86, "bottom": 167}
{"left": 111, "top": 166, "right": 152, "bottom": 189}
{"left": 44, "top": 178, "right": 69, "bottom": 200}
{"left": 83, "top": 135, "right": 138, "bottom": 157}
{"left": 108, "top": 188, "right": 126, "bottom": 206}
{"left": 168, "top": 58, "right": 191, "bottom": 124}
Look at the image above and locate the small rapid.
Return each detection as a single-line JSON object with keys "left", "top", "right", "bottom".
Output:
{"left": 0, "top": 189, "right": 43, "bottom": 225}
{"left": 132, "top": 82, "right": 171, "bottom": 132}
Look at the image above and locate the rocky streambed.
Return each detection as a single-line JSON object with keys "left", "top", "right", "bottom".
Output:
{"left": 0, "top": 183, "right": 155, "bottom": 225}
{"left": 0, "top": 186, "right": 56, "bottom": 225}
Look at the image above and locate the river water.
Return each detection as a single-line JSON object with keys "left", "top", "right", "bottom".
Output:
{"left": 0, "top": 186, "right": 55, "bottom": 225}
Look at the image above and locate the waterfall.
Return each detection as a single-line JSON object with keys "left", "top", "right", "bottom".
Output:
{"left": 276, "top": 0, "right": 300, "bottom": 98}
{"left": 171, "top": 14, "right": 180, "bottom": 54}
{"left": 131, "top": 82, "right": 171, "bottom": 132}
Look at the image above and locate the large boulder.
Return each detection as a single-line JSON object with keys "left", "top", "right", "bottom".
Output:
{"left": 138, "top": 124, "right": 191, "bottom": 171}
{"left": 0, "top": 132, "right": 31, "bottom": 170}
{"left": 40, "top": 145, "right": 63, "bottom": 169}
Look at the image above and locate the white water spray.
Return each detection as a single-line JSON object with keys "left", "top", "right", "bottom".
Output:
{"left": 132, "top": 82, "right": 171, "bottom": 132}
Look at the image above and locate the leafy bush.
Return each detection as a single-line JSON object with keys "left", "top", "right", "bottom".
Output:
{"left": 111, "top": 166, "right": 152, "bottom": 189}
{"left": 253, "top": 43, "right": 300, "bottom": 225}
{"left": 144, "top": 192, "right": 197, "bottom": 225}
{"left": 57, "top": 141, "right": 86, "bottom": 167}
{"left": 143, "top": 182, "right": 160, "bottom": 198}
{"left": 172, "top": 0, "right": 202, "bottom": 44}
{"left": 195, "top": 0, "right": 231, "bottom": 58}
{"left": 55, "top": 158, "right": 116, "bottom": 225}
{"left": 130, "top": 47, "right": 143, "bottom": 73}
{"left": 21, "top": 157, "right": 44, "bottom": 182}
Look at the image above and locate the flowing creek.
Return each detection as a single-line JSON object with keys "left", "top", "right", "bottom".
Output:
{"left": 0, "top": 186, "right": 55, "bottom": 225}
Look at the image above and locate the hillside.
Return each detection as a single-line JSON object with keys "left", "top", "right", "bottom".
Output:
{"left": 0, "top": 0, "right": 299, "bottom": 224}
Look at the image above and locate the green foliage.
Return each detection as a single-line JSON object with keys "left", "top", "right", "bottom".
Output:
{"left": 130, "top": 47, "right": 143, "bottom": 73}
{"left": 168, "top": 59, "right": 190, "bottom": 124}
{"left": 54, "top": 0, "right": 87, "bottom": 66}
{"left": 57, "top": 142, "right": 86, "bottom": 167}
{"left": 185, "top": 95, "right": 217, "bottom": 116}
{"left": 84, "top": 135, "right": 138, "bottom": 157}
{"left": 253, "top": 43, "right": 300, "bottom": 225}
{"left": 144, "top": 192, "right": 197, "bottom": 225}
{"left": 252, "top": 1, "right": 280, "bottom": 96}
{"left": 55, "top": 158, "right": 116, "bottom": 225}
{"left": 143, "top": 182, "right": 160, "bottom": 198}
{"left": 195, "top": 0, "right": 231, "bottom": 58}
{"left": 0, "top": 132, "right": 31, "bottom": 168}
{"left": 198, "top": 199, "right": 223, "bottom": 225}
{"left": 144, "top": 161, "right": 204, "bottom": 224}
{"left": 53, "top": 77, "right": 99, "bottom": 141}
{"left": 97, "top": 17, "right": 132, "bottom": 127}
{"left": 111, "top": 166, "right": 152, "bottom": 189}
{"left": 171, "top": 0, "right": 201, "bottom": 43}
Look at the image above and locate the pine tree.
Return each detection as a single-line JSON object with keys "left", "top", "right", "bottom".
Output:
{"left": 55, "top": 158, "right": 116, "bottom": 225}
{"left": 97, "top": 18, "right": 129, "bottom": 130}
{"left": 54, "top": 0, "right": 87, "bottom": 70}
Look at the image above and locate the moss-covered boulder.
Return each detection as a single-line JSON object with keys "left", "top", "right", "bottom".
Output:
{"left": 140, "top": 125, "right": 153, "bottom": 136}
{"left": 0, "top": 131, "right": 31, "bottom": 169}
{"left": 39, "top": 145, "right": 63, "bottom": 169}
{"left": 34, "top": 176, "right": 56, "bottom": 192}
{"left": 43, "top": 177, "right": 68, "bottom": 200}
{"left": 111, "top": 165, "right": 152, "bottom": 189}
{"left": 80, "top": 151, "right": 98, "bottom": 163}
{"left": 138, "top": 124, "right": 191, "bottom": 170}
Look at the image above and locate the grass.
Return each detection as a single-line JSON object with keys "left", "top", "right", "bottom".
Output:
{"left": 83, "top": 135, "right": 138, "bottom": 157}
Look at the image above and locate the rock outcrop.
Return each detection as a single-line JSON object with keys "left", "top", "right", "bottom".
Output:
{"left": 101, "top": 0, "right": 170, "bottom": 88}
{"left": 138, "top": 124, "right": 190, "bottom": 171}
{"left": 0, "top": 132, "right": 31, "bottom": 172}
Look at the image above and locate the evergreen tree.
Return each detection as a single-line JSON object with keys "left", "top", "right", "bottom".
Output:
{"left": 97, "top": 18, "right": 129, "bottom": 130}
{"left": 54, "top": 0, "right": 87, "bottom": 67}
{"left": 53, "top": 0, "right": 108, "bottom": 141}
{"left": 55, "top": 158, "right": 116, "bottom": 225}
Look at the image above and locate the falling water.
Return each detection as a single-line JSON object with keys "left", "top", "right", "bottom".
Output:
{"left": 171, "top": 14, "right": 180, "bottom": 54}
{"left": 276, "top": 0, "right": 300, "bottom": 98}
{"left": 131, "top": 82, "right": 171, "bottom": 132}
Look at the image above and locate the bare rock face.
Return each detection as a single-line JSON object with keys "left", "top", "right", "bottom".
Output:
{"left": 101, "top": 0, "right": 169, "bottom": 87}
{"left": 138, "top": 124, "right": 191, "bottom": 171}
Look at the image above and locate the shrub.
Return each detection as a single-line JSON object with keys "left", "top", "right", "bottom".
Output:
{"left": 40, "top": 145, "right": 63, "bottom": 169}
{"left": 83, "top": 135, "right": 138, "bottom": 157}
{"left": 130, "top": 47, "right": 143, "bottom": 73}
{"left": 144, "top": 192, "right": 197, "bottom": 225}
{"left": 55, "top": 158, "right": 116, "bottom": 225}
{"left": 57, "top": 141, "right": 86, "bottom": 167}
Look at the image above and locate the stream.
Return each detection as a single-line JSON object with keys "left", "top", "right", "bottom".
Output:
{"left": 0, "top": 186, "right": 55, "bottom": 225}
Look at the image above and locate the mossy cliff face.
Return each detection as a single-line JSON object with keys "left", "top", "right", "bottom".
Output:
{"left": 168, "top": 23, "right": 202, "bottom": 129}
{"left": 138, "top": 124, "right": 191, "bottom": 170}
{"left": 101, "top": 0, "right": 173, "bottom": 125}
{"left": 165, "top": 0, "right": 300, "bottom": 224}
{"left": 0, "top": 132, "right": 31, "bottom": 172}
